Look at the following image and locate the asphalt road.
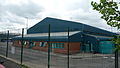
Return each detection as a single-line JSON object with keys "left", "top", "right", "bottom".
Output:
{"left": 0, "top": 42, "right": 119, "bottom": 68}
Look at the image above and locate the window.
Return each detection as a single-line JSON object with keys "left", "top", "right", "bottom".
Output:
{"left": 40, "top": 42, "right": 47, "bottom": 47}
{"left": 39, "top": 42, "right": 42, "bottom": 47}
{"left": 50, "top": 43, "right": 64, "bottom": 49}
{"left": 29, "top": 41, "right": 36, "bottom": 48}
{"left": 19, "top": 41, "right": 21, "bottom": 45}
{"left": 33, "top": 42, "right": 36, "bottom": 46}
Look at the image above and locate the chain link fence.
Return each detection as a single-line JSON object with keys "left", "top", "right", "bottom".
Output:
{"left": 0, "top": 26, "right": 119, "bottom": 68}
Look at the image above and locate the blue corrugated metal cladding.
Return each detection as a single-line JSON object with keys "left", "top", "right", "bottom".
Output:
{"left": 27, "top": 17, "right": 116, "bottom": 37}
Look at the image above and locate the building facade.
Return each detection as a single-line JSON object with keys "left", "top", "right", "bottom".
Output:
{"left": 13, "top": 17, "right": 117, "bottom": 54}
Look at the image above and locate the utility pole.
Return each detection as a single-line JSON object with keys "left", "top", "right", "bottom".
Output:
{"left": 21, "top": 28, "right": 24, "bottom": 64}
{"left": 6, "top": 30, "right": 9, "bottom": 57}
{"left": 67, "top": 27, "right": 70, "bottom": 68}
{"left": 48, "top": 24, "right": 51, "bottom": 68}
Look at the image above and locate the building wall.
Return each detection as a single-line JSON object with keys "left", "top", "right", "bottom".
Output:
{"left": 13, "top": 40, "right": 21, "bottom": 47}
{"left": 13, "top": 40, "right": 81, "bottom": 54}
{"left": 32, "top": 41, "right": 48, "bottom": 52}
{"left": 99, "top": 41, "right": 114, "bottom": 54}
{"left": 54, "top": 42, "right": 80, "bottom": 54}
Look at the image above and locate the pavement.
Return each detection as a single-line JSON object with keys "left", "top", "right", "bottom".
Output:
{"left": 0, "top": 56, "right": 21, "bottom": 68}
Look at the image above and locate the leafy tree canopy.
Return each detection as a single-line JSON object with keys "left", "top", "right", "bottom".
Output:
{"left": 91, "top": 0, "right": 120, "bottom": 29}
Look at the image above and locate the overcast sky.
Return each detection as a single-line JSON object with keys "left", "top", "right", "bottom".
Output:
{"left": 0, "top": 0, "right": 119, "bottom": 33}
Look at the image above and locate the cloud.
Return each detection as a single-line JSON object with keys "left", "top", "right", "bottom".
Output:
{"left": 63, "top": 0, "right": 91, "bottom": 12}
{"left": 6, "top": 1, "right": 43, "bottom": 18}
{"left": 0, "top": 0, "right": 117, "bottom": 32}
{"left": 39, "top": 0, "right": 111, "bottom": 30}
{"left": 0, "top": 0, "right": 44, "bottom": 30}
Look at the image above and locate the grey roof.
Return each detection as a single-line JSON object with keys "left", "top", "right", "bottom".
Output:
{"left": 23, "top": 31, "right": 80, "bottom": 37}
{"left": 13, "top": 31, "right": 113, "bottom": 42}
{"left": 13, "top": 31, "right": 83, "bottom": 42}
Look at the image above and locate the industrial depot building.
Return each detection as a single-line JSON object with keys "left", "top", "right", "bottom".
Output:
{"left": 13, "top": 17, "right": 117, "bottom": 54}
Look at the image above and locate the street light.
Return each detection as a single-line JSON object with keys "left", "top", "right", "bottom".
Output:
{"left": 24, "top": 17, "right": 28, "bottom": 29}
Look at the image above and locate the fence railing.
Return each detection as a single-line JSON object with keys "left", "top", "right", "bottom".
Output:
{"left": 0, "top": 26, "right": 119, "bottom": 68}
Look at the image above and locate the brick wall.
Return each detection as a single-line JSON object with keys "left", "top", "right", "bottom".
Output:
{"left": 54, "top": 42, "right": 80, "bottom": 54}
{"left": 13, "top": 40, "right": 81, "bottom": 54}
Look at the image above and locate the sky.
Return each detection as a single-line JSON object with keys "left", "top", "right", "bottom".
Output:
{"left": 0, "top": 0, "right": 119, "bottom": 33}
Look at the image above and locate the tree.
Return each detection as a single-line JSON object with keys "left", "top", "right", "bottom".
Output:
{"left": 91, "top": 0, "right": 120, "bottom": 51}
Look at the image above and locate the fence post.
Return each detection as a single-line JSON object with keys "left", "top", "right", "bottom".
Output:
{"left": 48, "top": 24, "right": 51, "bottom": 68}
{"left": 21, "top": 28, "right": 24, "bottom": 64}
{"left": 6, "top": 30, "right": 9, "bottom": 57}
{"left": 67, "top": 27, "right": 70, "bottom": 68}
{"left": 115, "top": 44, "right": 118, "bottom": 68}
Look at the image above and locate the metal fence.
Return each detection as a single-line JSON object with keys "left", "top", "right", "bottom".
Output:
{"left": 0, "top": 26, "right": 119, "bottom": 68}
